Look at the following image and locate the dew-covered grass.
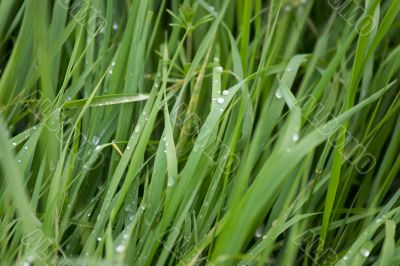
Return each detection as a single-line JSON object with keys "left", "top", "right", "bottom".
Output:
{"left": 0, "top": 0, "right": 400, "bottom": 265}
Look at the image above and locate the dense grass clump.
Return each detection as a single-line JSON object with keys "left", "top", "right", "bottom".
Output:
{"left": 0, "top": 0, "right": 400, "bottom": 265}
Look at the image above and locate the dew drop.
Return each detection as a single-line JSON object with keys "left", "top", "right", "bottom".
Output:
{"left": 217, "top": 97, "right": 225, "bottom": 104}
{"left": 167, "top": 180, "right": 175, "bottom": 187}
{"left": 140, "top": 205, "right": 146, "bottom": 210}
{"left": 222, "top": 90, "right": 229, "bottom": 96}
{"left": 115, "top": 244, "right": 125, "bottom": 253}
{"left": 343, "top": 255, "right": 348, "bottom": 261}
{"left": 111, "top": 61, "right": 115, "bottom": 67}
{"left": 284, "top": 5, "right": 292, "bottom": 12}
{"left": 215, "top": 66, "right": 223, "bottom": 73}
{"left": 255, "top": 227, "right": 264, "bottom": 238}
{"left": 108, "top": 69, "right": 113, "bottom": 75}
{"left": 92, "top": 136, "right": 100, "bottom": 145}
{"left": 67, "top": 96, "right": 72, "bottom": 101}
{"left": 275, "top": 89, "right": 283, "bottom": 99}
{"left": 286, "top": 67, "right": 292, "bottom": 72}
{"left": 33, "top": 126, "right": 37, "bottom": 130}
{"left": 17, "top": 159, "right": 22, "bottom": 164}
{"left": 292, "top": 133, "right": 299, "bottom": 142}
{"left": 219, "top": 108, "right": 224, "bottom": 112}
{"left": 95, "top": 145, "right": 101, "bottom": 151}
{"left": 375, "top": 218, "right": 381, "bottom": 224}
{"left": 126, "top": 146, "right": 131, "bottom": 150}
{"left": 97, "top": 237, "right": 102, "bottom": 242}
{"left": 360, "top": 249, "right": 370, "bottom": 257}
{"left": 134, "top": 125, "right": 140, "bottom": 133}
{"left": 113, "top": 23, "right": 119, "bottom": 31}
{"left": 12, "top": 142, "right": 17, "bottom": 146}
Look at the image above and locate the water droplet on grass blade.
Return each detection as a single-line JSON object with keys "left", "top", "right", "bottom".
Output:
{"left": 115, "top": 244, "right": 125, "bottom": 253}
{"left": 168, "top": 179, "right": 175, "bottom": 187}
{"left": 92, "top": 136, "right": 100, "bottom": 145}
{"left": 255, "top": 227, "right": 264, "bottom": 238}
{"left": 134, "top": 125, "right": 140, "bottom": 133}
{"left": 26, "top": 255, "right": 34, "bottom": 263}
{"left": 97, "top": 237, "right": 102, "bottom": 242}
{"left": 215, "top": 66, "right": 223, "bottom": 73}
{"left": 292, "top": 133, "right": 299, "bottom": 142}
{"left": 113, "top": 23, "right": 119, "bottom": 30}
{"left": 217, "top": 97, "right": 225, "bottom": 104}
{"left": 275, "top": 89, "right": 283, "bottom": 99}
{"left": 360, "top": 249, "right": 370, "bottom": 257}
{"left": 222, "top": 90, "right": 229, "bottom": 96}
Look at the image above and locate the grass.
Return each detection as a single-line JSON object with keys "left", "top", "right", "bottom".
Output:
{"left": 0, "top": 0, "right": 399, "bottom": 265}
